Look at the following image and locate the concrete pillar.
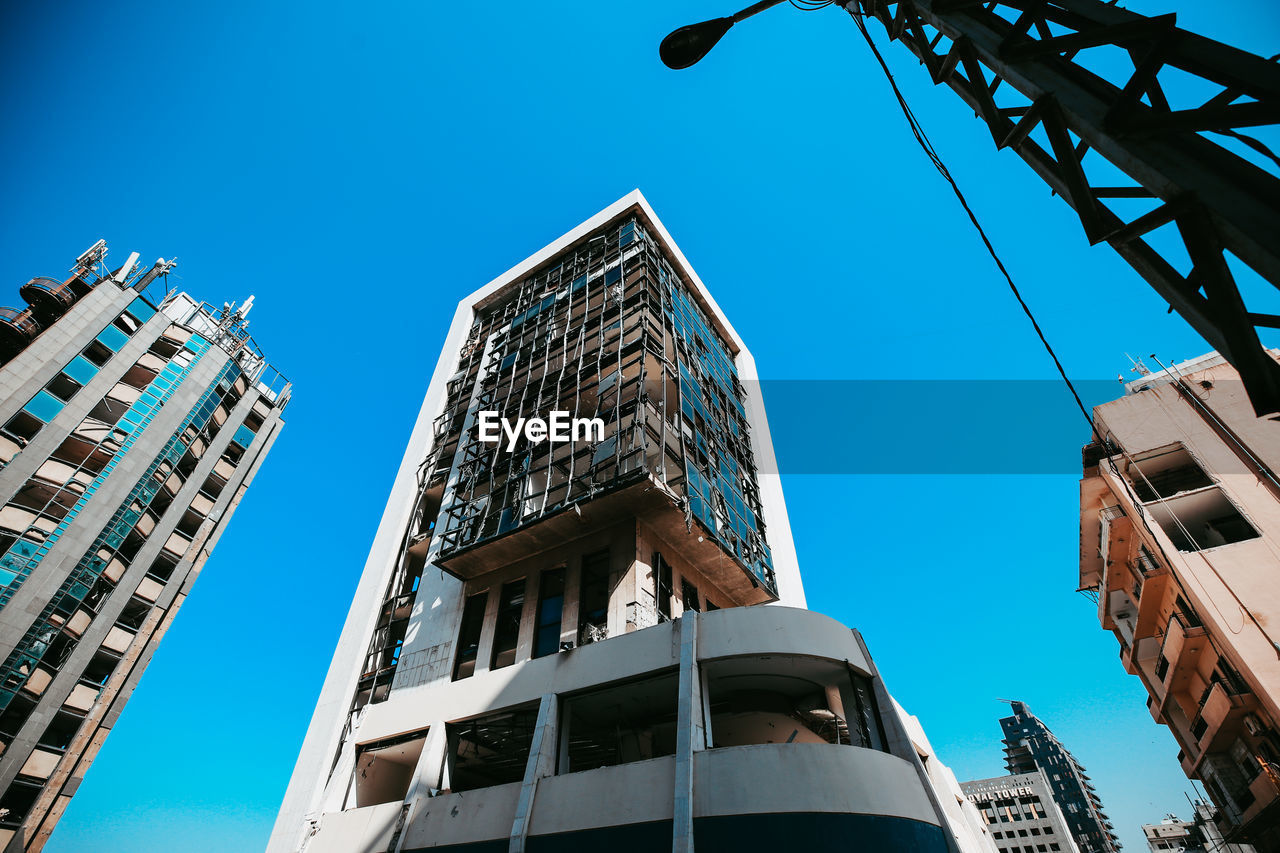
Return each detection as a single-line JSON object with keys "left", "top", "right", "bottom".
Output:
{"left": 825, "top": 684, "right": 848, "bottom": 744}
{"left": 673, "top": 613, "right": 705, "bottom": 853}
{"left": 509, "top": 693, "right": 558, "bottom": 853}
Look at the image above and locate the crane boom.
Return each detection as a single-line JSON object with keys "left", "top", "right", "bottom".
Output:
{"left": 841, "top": 0, "right": 1280, "bottom": 415}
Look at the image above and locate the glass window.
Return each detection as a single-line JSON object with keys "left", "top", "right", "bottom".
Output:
{"left": 446, "top": 705, "right": 538, "bottom": 791}
{"left": 681, "top": 578, "right": 700, "bottom": 613}
{"left": 654, "top": 552, "right": 672, "bottom": 622}
{"left": 46, "top": 373, "right": 82, "bottom": 403}
{"left": 560, "top": 673, "right": 678, "bottom": 773}
{"left": 63, "top": 355, "right": 98, "bottom": 386}
{"left": 95, "top": 325, "right": 129, "bottom": 353}
{"left": 23, "top": 390, "right": 66, "bottom": 424}
{"left": 843, "top": 671, "right": 887, "bottom": 752}
{"left": 127, "top": 298, "right": 156, "bottom": 323}
{"left": 578, "top": 550, "right": 609, "bottom": 644}
{"left": 113, "top": 313, "right": 144, "bottom": 336}
{"left": 2, "top": 412, "right": 43, "bottom": 443}
{"left": 490, "top": 579, "right": 525, "bottom": 670}
{"left": 231, "top": 424, "right": 255, "bottom": 450}
{"left": 533, "top": 568, "right": 565, "bottom": 659}
{"left": 81, "top": 340, "right": 113, "bottom": 367}
{"left": 453, "top": 592, "right": 487, "bottom": 680}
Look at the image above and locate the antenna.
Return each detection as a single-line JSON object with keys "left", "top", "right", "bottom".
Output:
{"left": 131, "top": 258, "right": 177, "bottom": 295}
{"left": 113, "top": 252, "right": 141, "bottom": 284}
{"left": 73, "top": 239, "right": 108, "bottom": 275}
{"left": 1125, "top": 353, "right": 1151, "bottom": 376}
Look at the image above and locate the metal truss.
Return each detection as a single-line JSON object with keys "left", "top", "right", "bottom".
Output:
{"left": 843, "top": 0, "right": 1280, "bottom": 415}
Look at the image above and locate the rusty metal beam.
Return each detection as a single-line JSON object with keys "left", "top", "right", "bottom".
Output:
{"left": 846, "top": 0, "right": 1280, "bottom": 415}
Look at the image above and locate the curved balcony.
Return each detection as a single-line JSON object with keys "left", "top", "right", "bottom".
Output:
{"left": 0, "top": 307, "right": 41, "bottom": 360}
{"left": 19, "top": 276, "right": 79, "bottom": 325}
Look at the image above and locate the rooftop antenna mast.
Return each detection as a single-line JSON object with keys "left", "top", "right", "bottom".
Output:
{"left": 1125, "top": 353, "right": 1152, "bottom": 377}
{"left": 72, "top": 239, "right": 108, "bottom": 280}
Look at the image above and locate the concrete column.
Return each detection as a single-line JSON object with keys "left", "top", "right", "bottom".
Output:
{"left": 560, "top": 553, "right": 581, "bottom": 649}
{"left": 673, "top": 613, "right": 704, "bottom": 853}
{"left": 473, "top": 585, "right": 500, "bottom": 676}
{"left": 509, "top": 693, "right": 557, "bottom": 853}
{"left": 825, "top": 685, "right": 848, "bottom": 744}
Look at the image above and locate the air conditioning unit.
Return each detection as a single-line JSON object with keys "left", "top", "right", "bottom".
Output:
{"left": 1244, "top": 714, "right": 1265, "bottom": 736}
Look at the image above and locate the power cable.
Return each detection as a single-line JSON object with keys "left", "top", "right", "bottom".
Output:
{"left": 848, "top": 9, "right": 1099, "bottom": 440}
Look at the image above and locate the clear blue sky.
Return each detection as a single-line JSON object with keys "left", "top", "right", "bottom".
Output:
{"left": 2, "top": 1, "right": 1278, "bottom": 850}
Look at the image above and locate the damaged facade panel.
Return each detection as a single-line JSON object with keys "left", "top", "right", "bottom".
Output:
{"left": 421, "top": 214, "right": 774, "bottom": 594}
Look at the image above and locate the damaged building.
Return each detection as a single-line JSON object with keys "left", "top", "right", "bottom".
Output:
{"left": 269, "top": 191, "right": 971, "bottom": 852}
{"left": 0, "top": 241, "right": 288, "bottom": 851}
{"left": 1080, "top": 354, "right": 1280, "bottom": 851}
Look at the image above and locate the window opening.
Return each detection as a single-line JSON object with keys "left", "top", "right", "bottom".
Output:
{"left": 560, "top": 672, "right": 678, "bottom": 773}
{"left": 533, "top": 568, "right": 565, "bottom": 658}
{"left": 453, "top": 592, "right": 488, "bottom": 681}
{"left": 490, "top": 579, "right": 525, "bottom": 670}
{"left": 681, "top": 578, "right": 700, "bottom": 613}
{"left": 354, "top": 730, "right": 428, "bottom": 807}
{"left": 578, "top": 550, "right": 609, "bottom": 644}
{"left": 446, "top": 705, "right": 538, "bottom": 792}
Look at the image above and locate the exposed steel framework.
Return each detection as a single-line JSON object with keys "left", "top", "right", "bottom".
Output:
{"left": 843, "top": 0, "right": 1280, "bottom": 415}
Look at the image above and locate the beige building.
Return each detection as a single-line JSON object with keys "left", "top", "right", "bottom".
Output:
{"left": 1079, "top": 353, "right": 1280, "bottom": 851}
{"left": 1142, "top": 800, "right": 1254, "bottom": 852}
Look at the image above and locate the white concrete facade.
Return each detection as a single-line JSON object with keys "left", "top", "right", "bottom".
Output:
{"left": 270, "top": 193, "right": 964, "bottom": 853}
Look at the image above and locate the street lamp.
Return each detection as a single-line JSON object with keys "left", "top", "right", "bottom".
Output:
{"left": 659, "top": 0, "right": 789, "bottom": 69}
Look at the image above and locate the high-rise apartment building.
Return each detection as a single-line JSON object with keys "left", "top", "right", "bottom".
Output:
{"left": 270, "top": 192, "right": 968, "bottom": 852}
{"left": 1079, "top": 353, "right": 1280, "bottom": 851}
{"left": 0, "top": 242, "right": 288, "bottom": 852}
{"left": 1000, "top": 702, "right": 1121, "bottom": 853}
{"left": 961, "top": 769, "right": 1081, "bottom": 853}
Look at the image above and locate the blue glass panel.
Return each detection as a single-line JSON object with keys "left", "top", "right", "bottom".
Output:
{"left": 231, "top": 424, "right": 255, "bottom": 449}
{"left": 96, "top": 324, "right": 129, "bottom": 352}
{"left": 127, "top": 298, "right": 156, "bottom": 322}
{"left": 63, "top": 355, "right": 98, "bottom": 386}
{"left": 22, "top": 390, "right": 65, "bottom": 424}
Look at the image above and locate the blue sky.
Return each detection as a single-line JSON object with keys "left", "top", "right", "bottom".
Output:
{"left": 2, "top": 1, "right": 1278, "bottom": 850}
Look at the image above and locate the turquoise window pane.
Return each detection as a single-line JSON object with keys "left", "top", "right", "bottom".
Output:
{"left": 128, "top": 298, "right": 156, "bottom": 322}
{"left": 96, "top": 324, "right": 129, "bottom": 352}
{"left": 0, "top": 569, "right": 15, "bottom": 587}
{"left": 64, "top": 355, "right": 98, "bottom": 386}
{"left": 231, "top": 424, "right": 255, "bottom": 449}
{"left": 22, "top": 390, "right": 65, "bottom": 423}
